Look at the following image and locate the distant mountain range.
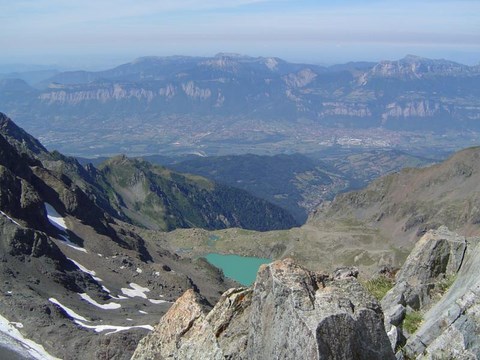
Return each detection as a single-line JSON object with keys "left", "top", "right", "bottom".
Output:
{"left": 1, "top": 54, "right": 479, "bottom": 156}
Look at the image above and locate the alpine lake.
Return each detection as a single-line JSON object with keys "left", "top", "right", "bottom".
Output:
{"left": 205, "top": 252, "right": 271, "bottom": 286}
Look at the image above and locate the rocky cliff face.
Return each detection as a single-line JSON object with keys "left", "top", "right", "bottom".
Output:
{"left": 381, "top": 227, "right": 480, "bottom": 358}
{"left": 132, "top": 259, "right": 395, "bottom": 360}
{"left": 403, "top": 230, "right": 480, "bottom": 359}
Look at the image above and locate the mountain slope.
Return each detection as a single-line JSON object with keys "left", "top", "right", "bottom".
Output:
{"left": 168, "top": 150, "right": 434, "bottom": 224}
{"left": 95, "top": 155, "right": 298, "bottom": 231}
{"left": 0, "top": 113, "right": 237, "bottom": 359}
{"left": 311, "top": 146, "right": 480, "bottom": 248}
{"left": 168, "top": 153, "right": 340, "bottom": 223}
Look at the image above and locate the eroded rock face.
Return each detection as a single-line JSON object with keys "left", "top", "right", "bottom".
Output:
{"left": 403, "top": 233, "right": 480, "bottom": 359}
{"left": 382, "top": 226, "right": 466, "bottom": 314}
{"left": 132, "top": 287, "right": 252, "bottom": 360}
{"left": 381, "top": 226, "right": 480, "bottom": 358}
{"left": 132, "top": 259, "right": 394, "bottom": 360}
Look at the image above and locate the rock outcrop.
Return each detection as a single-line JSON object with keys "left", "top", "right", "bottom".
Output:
{"left": 132, "top": 259, "right": 394, "bottom": 360}
{"left": 381, "top": 226, "right": 480, "bottom": 358}
{"left": 403, "top": 232, "right": 480, "bottom": 358}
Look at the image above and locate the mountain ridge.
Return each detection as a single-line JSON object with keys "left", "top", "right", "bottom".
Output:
{"left": 0, "top": 112, "right": 239, "bottom": 359}
{"left": 2, "top": 54, "right": 479, "bottom": 156}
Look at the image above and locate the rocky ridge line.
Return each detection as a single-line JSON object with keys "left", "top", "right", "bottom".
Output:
{"left": 132, "top": 258, "right": 395, "bottom": 360}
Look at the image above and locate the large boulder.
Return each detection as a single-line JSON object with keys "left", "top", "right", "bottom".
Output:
{"left": 132, "top": 258, "right": 394, "bottom": 360}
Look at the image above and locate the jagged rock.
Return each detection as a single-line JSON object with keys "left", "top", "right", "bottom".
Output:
{"left": 333, "top": 266, "right": 359, "bottom": 280}
{"left": 382, "top": 226, "right": 466, "bottom": 313}
{"left": 132, "top": 259, "right": 394, "bottom": 360}
{"left": 403, "top": 234, "right": 480, "bottom": 359}
{"left": 132, "top": 287, "right": 251, "bottom": 360}
{"left": 381, "top": 226, "right": 480, "bottom": 356}
{"left": 0, "top": 164, "right": 49, "bottom": 230}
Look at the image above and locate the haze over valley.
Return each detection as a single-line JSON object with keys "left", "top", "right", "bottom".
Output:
{"left": 2, "top": 54, "right": 480, "bottom": 158}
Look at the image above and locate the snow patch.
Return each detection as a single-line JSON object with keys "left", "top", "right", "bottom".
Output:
{"left": 58, "top": 236, "right": 88, "bottom": 253}
{"left": 148, "top": 299, "right": 169, "bottom": 304}
{"left": 45, "top": 203, "right": 87, "bottom": 253}
{"left": 73, "top": 321, "right": 153, "bottom": 335}
{"left": 121, "top": 283, "right": 150, "bottom": 299}
{"left": 136, "top": 267, "right": 143, "bottom": 274}
{"left": 45, "top": 203, "right": 67, "bottom": 231}
{"left": 79, "top": 293, "right": 121, "bottom": 310}
{"left": 0, "top": 210, "right": 21, "bottom": 226}
{"left": 0, "top": 314, "right": 60, "bottom": 360}
{"left": 138, "top": 310, "right": 148, "bottom": 314}
{"left": 68, "top": 258, "right": 102, "bottom": 281}
{"left": 48, "top": 299, "right": 153, "bottom": 336}
{"left": 48, "top": 298, "right": 89, "bottom": 322}
{"left": 110, "top": 294, "right": 129, "bottom": 300}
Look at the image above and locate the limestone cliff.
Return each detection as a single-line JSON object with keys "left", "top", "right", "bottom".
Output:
{"left": 132, "top": 259, "right": 394, "bottom": 360}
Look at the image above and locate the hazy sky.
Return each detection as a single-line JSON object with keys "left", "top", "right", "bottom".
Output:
{"left": 2, "top": 0, "right": 480, "bottom": 68}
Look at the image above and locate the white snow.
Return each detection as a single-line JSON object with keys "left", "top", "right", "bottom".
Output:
{"left": 121, "top": 283, "right": 150, "bottom": 299}
{"left": 58, "top": 236, "right": 88, "bottom": 253}
{"left": 73, "top": 321, "right": 153, "bottom": 335}
{"left": 0, "top": 210, "right": 21, "bottom": 226}
{"left": 44, "top": 203, "right": 67, "bottom": 231}
{"left": 67, "top": 258, "right": 102, "bottom": 282}
{"left": 136, "top": 267, "right": 143, "bottom": 274}
{"left": 48, "top": 298, "right": 89, "bottom": 322}
{"left": 148, "top": 299, "right": 169, "bottom": 304}
{"left": 45, "top": 203, "right": 87, "bottom": 253}
{"left": 138, "top": 310, "right": 148, "bottom": 314}
{"left": 10, "top": 322, "right": 23, "bottom": 329}
{"left": 48, "top": 299, "right": 153, "bottom": 336}
{"left": 0, "top": 314, "right": 60, "bottom": 360}
{"left": 79, "top": 293, "right": 121, "bottom": 310}
{"left": 110, "top": 294, "right": 129, "bottom": 300}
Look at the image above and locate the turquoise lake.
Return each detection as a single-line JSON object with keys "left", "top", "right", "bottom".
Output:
{"left": 205, "top": 253, "right": 271, "bottom": 286}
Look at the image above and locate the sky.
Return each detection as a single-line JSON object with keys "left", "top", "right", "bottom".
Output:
{"left": 1, "top": 0, "right": 480, "bottom": 69}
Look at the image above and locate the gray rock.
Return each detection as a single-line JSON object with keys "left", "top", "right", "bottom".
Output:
{"left": 132, "top": 287, "right": 252, "bottom": 360}
{"left": 386, "top": 304, "right": 406, "bottom": 327}
{"left": 381, "top": 226, "right": 480, "bottom": 358}
{"left": 132, "top": 259, "right": 395, "bottom": 360}
{"left": 333, "top": 266, "right": 359, "bottom": 280}
{"left": 403, "top": 236, "right": 480, "bottom": 359}
{"left": 381, "top": 227, "right": 468, "bottom": 350}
